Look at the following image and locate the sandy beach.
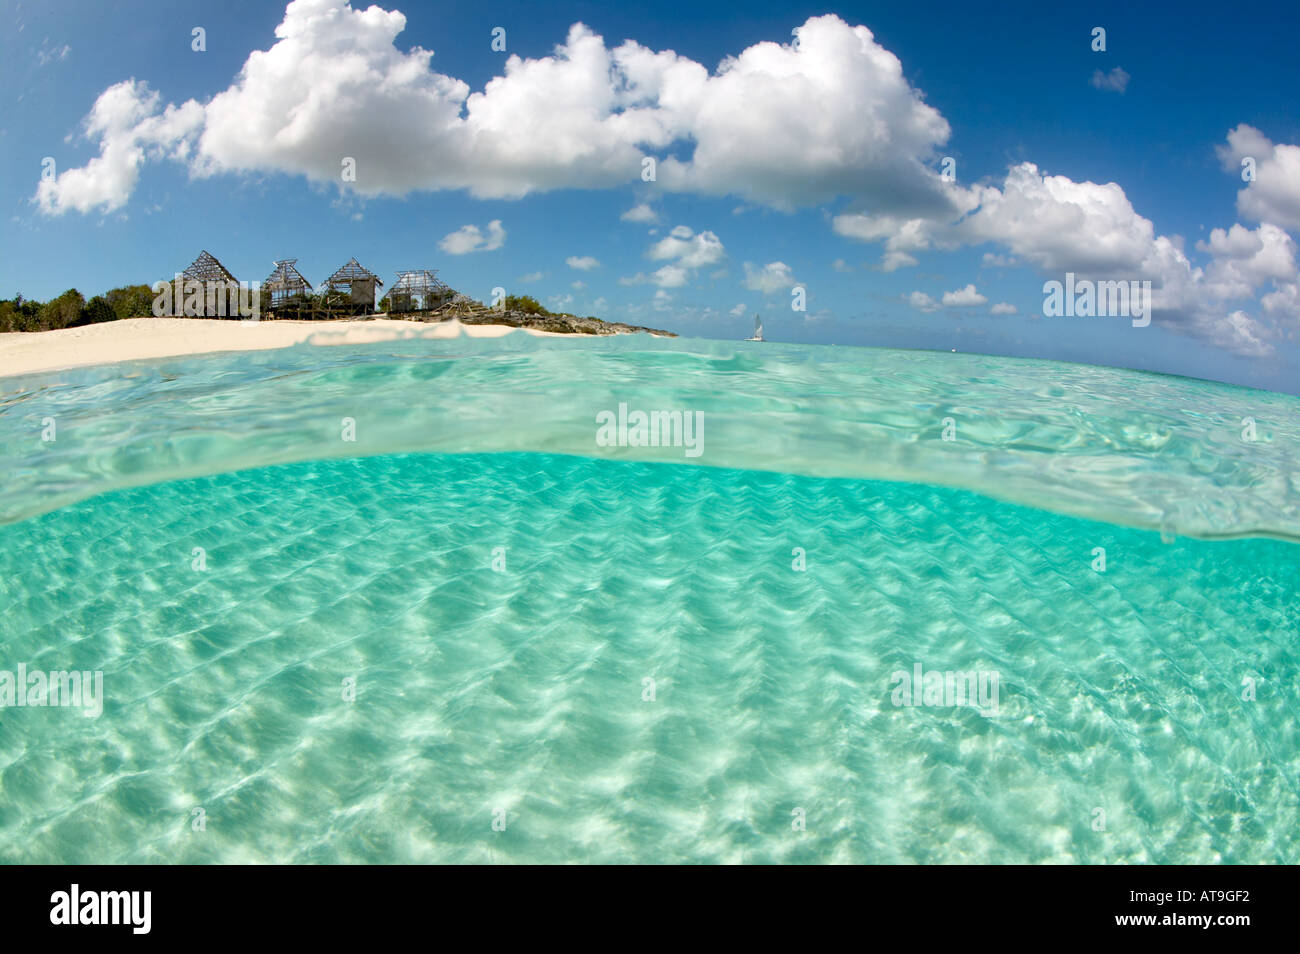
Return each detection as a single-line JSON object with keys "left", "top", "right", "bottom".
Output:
{"left": 0, "top": 317, "right": 567, "bottom": 379}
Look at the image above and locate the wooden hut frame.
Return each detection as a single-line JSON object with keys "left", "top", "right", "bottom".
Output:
{"left": 178, "top": 250, "right": 242, "bottom": 318}
{"left": 324, "top": 257, "right": 383, "bottom": 316}
{"left": 443, "top": 293, "right": 482, "bottom": 318}
{"left": 389, "top": 269, "right": 450, "bottom": 314}
{"left": 263, "top": 259, "right": 314, "bottom": 316}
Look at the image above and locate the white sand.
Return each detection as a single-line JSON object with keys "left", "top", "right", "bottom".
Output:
{"left": 0, "top": 317, "right": 567, "bottom": 379}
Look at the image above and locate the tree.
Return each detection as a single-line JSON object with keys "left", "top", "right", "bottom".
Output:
{"left": 503, "top": 294, "right": 549, "bottom": 316}
{"left": 0, "top": 294, "right": 42, "bottom": 332}
{"left": 38, "top": 289, "right": 86, "bottom": 330}
{"left": 103, "top": 284, "right": 156, "bottom": 320}
{"left": 72, "top": 295, "right": 117, "bottom": 327}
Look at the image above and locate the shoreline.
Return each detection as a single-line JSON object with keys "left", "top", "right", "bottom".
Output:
{"left": 0, "top": 316, "right": 628, "bottom": 380}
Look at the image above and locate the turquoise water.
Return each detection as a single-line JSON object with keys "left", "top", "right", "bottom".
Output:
{"left": 0, "top": 334, "right": 1297, "bottom": 863}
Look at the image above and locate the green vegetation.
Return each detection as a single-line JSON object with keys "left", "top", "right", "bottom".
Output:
{"left": 503, "top": 294, "right": 549, "bottom": 315}
{"left": 101, "top": 284, "right": 156, "bottom": 321}
{"left": 0, "top": 294, "right": 43, "bottom": 333}
{"left": 501, "top": 294, "right": 600, "bottom": 322}
{"left": 1, "top": 283, "right": 157, "bottom": 332}
{"left": 74, "top": 295, "right": 117, "bottom": 327}
{"left": 0, "top": 283, "right": 612, "bottom": 332}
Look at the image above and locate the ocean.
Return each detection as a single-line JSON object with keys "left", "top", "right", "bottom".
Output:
{"left": 0, "top": 333, "right": 1296, "bottom": 862}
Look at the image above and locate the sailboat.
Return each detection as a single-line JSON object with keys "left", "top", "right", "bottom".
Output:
{"left": 744, "top": 314, "right": 764, "bottom": 342}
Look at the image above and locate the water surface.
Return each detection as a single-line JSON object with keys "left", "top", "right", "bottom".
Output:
{"left": 0, "top": 335, "right": 1296, "bottom": 863}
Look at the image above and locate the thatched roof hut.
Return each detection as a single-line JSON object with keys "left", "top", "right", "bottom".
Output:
{"left": 264, "top": 259, "right": 313, "bottom": 309}
{"left": 389, "top": 269, "right": 450, "bottom": 313}
{"left": 325, "top": 257, "right": 383, "bottom": 313}
{"left": 177, "top": 250, "right": 242, "bottom": 318}
{"left": 183, "top": 249, "right": 239, "bottom": 285}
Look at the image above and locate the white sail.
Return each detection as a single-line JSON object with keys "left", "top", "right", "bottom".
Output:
{"left": 745, "top": 314, "right": 764, "bottom": 342}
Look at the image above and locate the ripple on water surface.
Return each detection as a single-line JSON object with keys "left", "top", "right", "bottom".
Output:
{"left": 0, "top": 452, "right": 1295, "bottom": 863}
{"left": 2, "top": 335, "right": 1298, "bottom": 538}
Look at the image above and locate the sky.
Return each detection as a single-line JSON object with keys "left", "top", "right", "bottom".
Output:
{"left": 2, "top": 0, "right": 1299, "bottom": 393}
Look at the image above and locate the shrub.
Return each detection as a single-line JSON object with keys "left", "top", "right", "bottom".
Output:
{"left": 38, "top": 289, "right": 86, "bottom": 330}
{"left": 503, "top": 294, "right": 549, "bottom": 316}
{"left": 71, "top": 295, "right": 117, "bottom": 327}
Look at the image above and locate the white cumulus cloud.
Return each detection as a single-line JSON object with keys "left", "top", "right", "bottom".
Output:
{"left": 1217, "top": 124, "right": 1300, "bottom": 231}
{"left": 35, "top": 4, "right": 955, "bottom": 216}
{"left": 438, "top": 219, "right": 506, "bottom": 254}
{"left": 743, "top": 261, "right": 796, "bottom": 294}
{"left": 942, "top": 284, "right": 987, "bottom": 307}
{"left": 622, "top": 224, "right": 725, "bottom": 288}
{"left": 907, "top": 291, "right": 940, "bottom": 313}
{"left": 648, "top": 225, "right": 725, "bottom": 269}
{"left": 35, "top": 80, "right": 203, "bottom": 214}
{"left": 621, "top": 202, "right": 659, "bottom": 223}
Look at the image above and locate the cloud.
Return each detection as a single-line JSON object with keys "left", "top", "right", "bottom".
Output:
{"left": 957, "top": 164, "right": 1167, "bottom": 275}
{"left": 1217, "top": 310, "right": 1272, "bottom": 356}
{"left": 990, "top": 302, "right": 1018, "bottom": 315}
{"left": 1260, "top": 281, "right": 1300, "bottom": 323}
{"left": 1197, "top": 222, "right": 1300, "bottom": 337}
{"left": 438, "top": 219, "right": 506, "bottom": 254}
{"left": 882, "top": 251, "right": 919, "bottom": 272}
{"left": 829, "top": 145, "right": 1299, "bottom": 356}
{"left": 622, "top": 224, "right": 725, "bottom": 287}
{"left": 832, "top": 209, "right": 964, "bottom": 271}
{"left": 518, "top": 271, "right": 545, "bottom": 282}
{"left": 942, "top": 284, "right": 987, "bottom": 307}
{"left": 743, "top": 261, "right": 796, "bottom": 294}
{"left": 906, "top": 285, "right": 987, "bottom": 311}
{"left": 907, "top": 291, "right": 940, "bottom": 313}
{"left": 730, "top": 303, "right": 747, "bottom": 316}
{"left": 566, "top": 255, "right": 601, "bottom": 270}
{"left": 36, "top": 4, "right": 954, "bottom": 215}
{"left": 650, "top": 15, "right": 953, "bottom": 211}
{"left": 35, "top": 80, "right": 203, "bottom": 214}
{"left": 1090, "top": 67, "right": 1130, "bottom": 93}
{"left": 37, "top": 43, "right": 71, "bottom": 67}
{"left": 621, "top": 202, "right": 659, "bottom": 223}
{"left": 648, "top": 225, "right": 725, "bottom": 268}
{"left": 621, "top": 265, "right": 689, "bottom": 288}
{"left": 831, "top": 258, "right": 852, "bottom": 273}
{"left": 955, "top": 163, "right": 1291, "bottom": 354}
{"left": 1197, "top": 223, "right": 1297, "bottom": 294}
{"left": 1217, "top": 124, "right": 1300, "bottom": 231}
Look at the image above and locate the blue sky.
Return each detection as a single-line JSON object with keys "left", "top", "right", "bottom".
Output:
{"left": 3, "top": 0, "right": 1299, "bottom": 392}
